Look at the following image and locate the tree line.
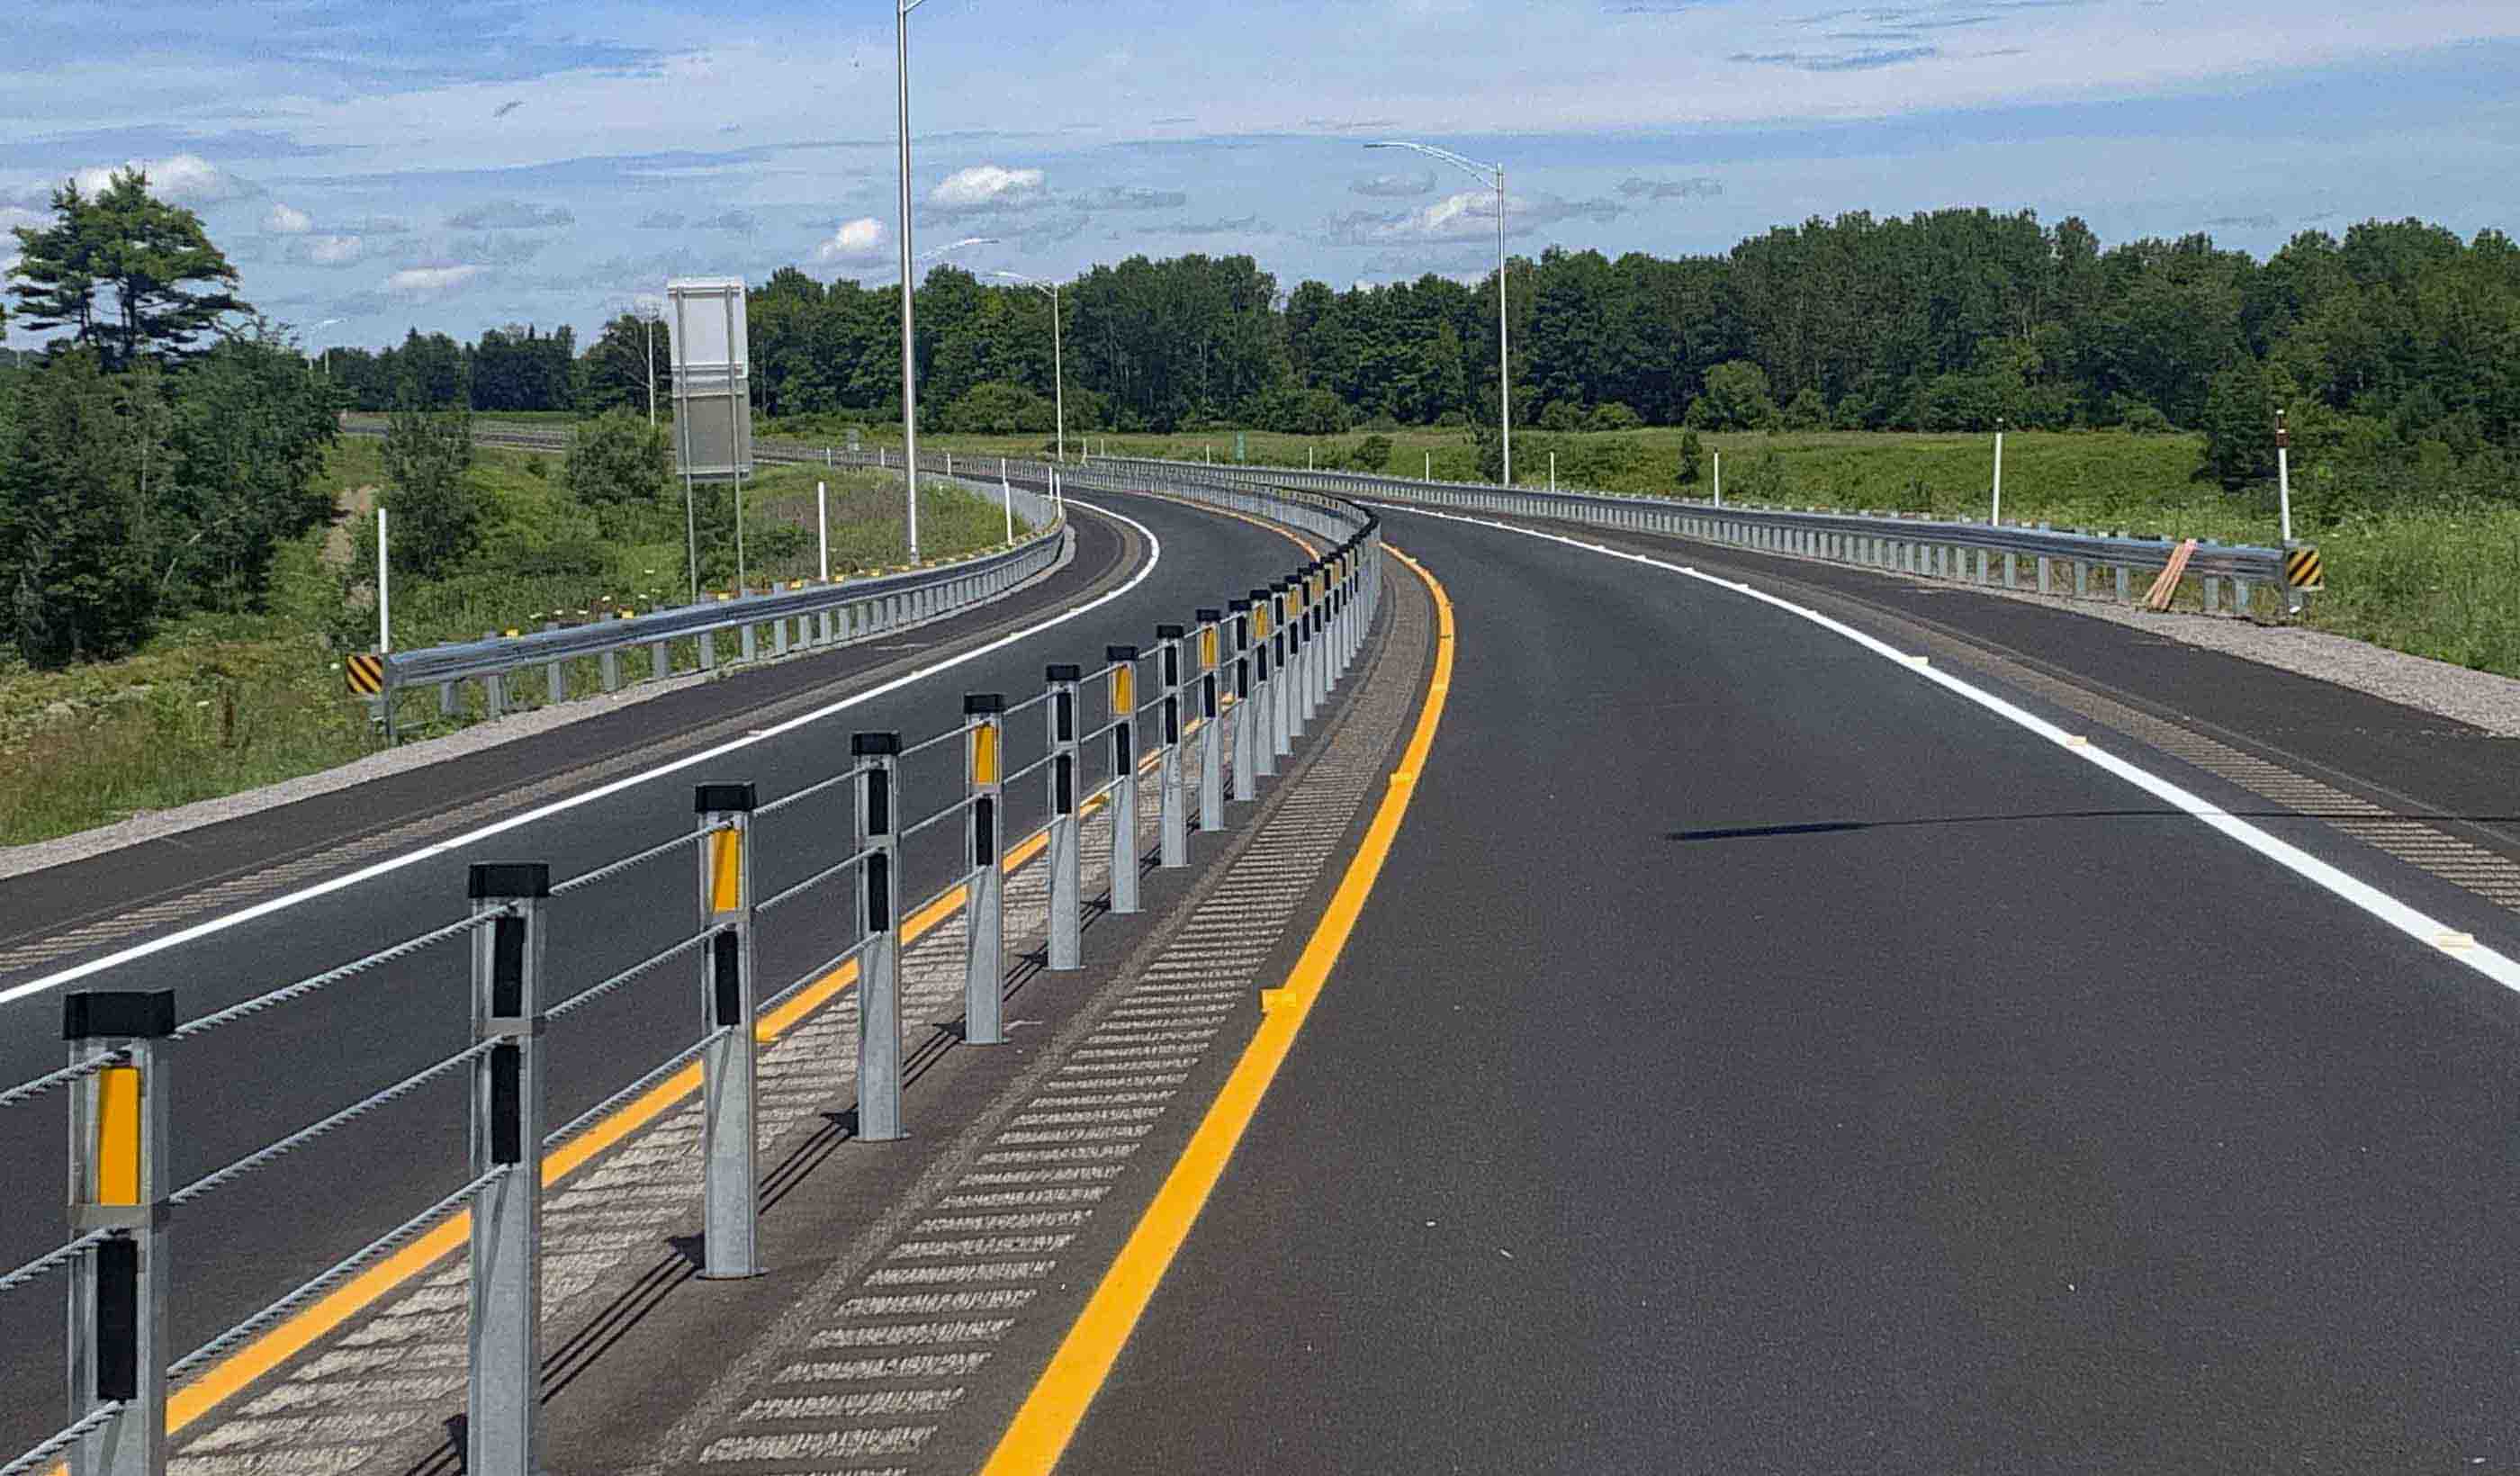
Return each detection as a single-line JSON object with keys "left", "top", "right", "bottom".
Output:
{"left": 330, "top": 208, "right": 2518, "bottom": 509}
{"left": 11, "top": 172, "right": 2515, "bottom": 667}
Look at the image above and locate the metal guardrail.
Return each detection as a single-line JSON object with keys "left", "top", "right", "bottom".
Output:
{"left": 3, "top": 466, "right": 1384, "bottom": 1476}
{"left": 1100, "top": 454, "right": 2320, "bottom": 616}
{"left": 336, "top": 417, "right": 1098, "bottom": 738}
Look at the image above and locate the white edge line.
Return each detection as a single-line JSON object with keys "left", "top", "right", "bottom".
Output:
{"left": 1366, "top": 501, "right": 2520, "bottom": 994}
{"left": 1, "top": 500, "right": 1164, "bottom": 1006}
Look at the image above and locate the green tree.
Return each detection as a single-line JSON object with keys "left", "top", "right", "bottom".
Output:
{"left": 563, "top": 409, "right": 672, "bottom": 505}
{"left": 6, "top": 170, "right": 247, "bottom": 368}
{"left": 1677, "top": 430, "right": 1704, "bottom": 486}
{"left": 2197, "top": 363, "right": 2281, "bottom": 490}
{"left": 163, "top": 325, "right": 340, "bottom": 608}
{"left": 0, "top": 351, "right": 164, "bottom": 663}
{"left": 1698, "top": 360, "right": 1778, "bottom": 430}
{"left": 381, "top": 406, "right": 481, "bottom": 577}
{"left": 1781, "top": 387, "right": 1827, "bottom": 430}
{"left": 947, "top": 381, "right": 1054, "bottom": 435}
{"left": 578, "top": 312, "right": 670, "bottom": 418}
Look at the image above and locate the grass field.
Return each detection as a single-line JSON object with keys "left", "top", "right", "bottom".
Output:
{"left": 0, "top": 441, "right": 1024, "bottom": 847}
{"left": 850, "top": 421, "right": 2515, "bottom": 683}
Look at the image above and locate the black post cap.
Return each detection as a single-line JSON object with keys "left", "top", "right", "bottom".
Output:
{"left": 468, "top": 861, "right": 552, "bottom": 900}
{"left": 851, "top": 731, "right": 902, "bottom": 757}
{"left": 1249, "top": 589, "right": 1271, "bottom": 602}
{"left": 1046, "top": 662, "right": 1083, "bottom": 682}
{"left": 64, "top": 990, "right": 176, "bottom": 1041}
{"left": 1156, "top": 623, "right": 1184, "bottom": 639}
{"left": 1196, "top": 608, "right": 1222, "bottom": 623}
{"left": 694, "top": 782, "right": 758, "bottom": 814}
{"left": 963, "top": 692, "right": 1006, "bottom": 715}
{"left": 1228, "top": 598, "right": 1251, "bottom": 612}
{"left": 1106, "top": 644, "right": 1139, "bottom": 662}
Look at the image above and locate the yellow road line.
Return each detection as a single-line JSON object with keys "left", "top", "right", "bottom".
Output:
{"left": 978, "top": 543, "right": 1453, "bottom": 1476}
{"left": 146, "top": 495, "right": 1332, "bottom": 1445}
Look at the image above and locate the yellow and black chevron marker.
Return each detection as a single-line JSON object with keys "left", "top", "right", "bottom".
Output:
{"left": 344, "top": 652, "right": 386, "bottom": 697}
{"left": 2283, "top": 546, "right": 2326, "bottom": 590}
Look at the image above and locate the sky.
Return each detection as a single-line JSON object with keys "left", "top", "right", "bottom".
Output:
{"left": 4, "top": 0, "right": 2518, "bottom": 352}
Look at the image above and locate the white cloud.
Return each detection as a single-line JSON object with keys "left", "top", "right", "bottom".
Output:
{"left": 264, "top": 202, "right": 312, "bottom": 235}
{"left": 932, "top": 165, "right": 1044, "bottom": 211}
{"left": 386, "top": 265, "right": 482, "bottom": 293}
{"left": 300, "top": 235, "right": 365, "bottom": 266}
{"left": 1334, "top": 188, "right": 1624, "bottom": 245}
{"left": 0, "top": 204, "right": 43, "bottom": 235}
{"left": 813, "top": 217, "right": 887, "bottom": 264}
{"left": 72, "top": 153, "right": 255, "bottom": 205}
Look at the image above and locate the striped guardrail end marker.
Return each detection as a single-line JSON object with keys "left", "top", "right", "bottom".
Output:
{"left": 2284, "top": 546, "right": 2325, "bottom": 590}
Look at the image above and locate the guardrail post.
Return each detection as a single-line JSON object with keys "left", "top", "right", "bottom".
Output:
{"left": 64, "top": 988, "right": 174, "bottom": 1476}
{"left": 963, "top": 697, "right": 1006, "bottom": 1046}
{"left": 1157, "top": 626, "right": 1189, "bottom": 867}
{"left": 852, "top": 735, "right": 904, "bottom": 1140}
{"left": 1195, "top": 610, "right": 1225, "bottom": 831}
{"left": 466, "top": 861, "right": 548, "bottom": 1476}
{"left": 1270, "top": 582, "right": 1295, "bottom": 760}
{"left": 1107, "top": 647, "right": 1143, "bottom": 914}
{"left": 1047, "top": 665, "right": 1083, "bottom": 970}
{"left": 544, "top": 623, "right": 563, "bottom": 705}
{"left": 1283, "top": 579, "right": 1310, "bottom": 743}
{"left": 693, "top": 783, "right": 760, "bottom": 1274}
{"left": 1246, "top": 590, "right": 1276, "bottom": 779}
{"left": 1310, "top": 564, "right": 1330, "bottom": 713}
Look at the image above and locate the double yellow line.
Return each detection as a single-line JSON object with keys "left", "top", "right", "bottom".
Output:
{"left": 980, "top": 543, "right": 1454, "bottom": 1474}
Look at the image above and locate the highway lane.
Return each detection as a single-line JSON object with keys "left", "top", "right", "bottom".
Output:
{"left": 1050, "top": 507, "right": 2520, "bottom": 1472}
{"left": 0, "top": 486, "right": 1318, "bottom": 1461}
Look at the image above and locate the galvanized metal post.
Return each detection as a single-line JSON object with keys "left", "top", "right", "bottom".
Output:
{"left": 63, "top": 989, "right": 175, "bottom": 1476}
{"left": 1194, "top": 610, "right": 1224, "bottom": 832}
{"left": 1247, "top": 591, "right": 1277, "bottom": 779}
{"left": 962, "top": 697, "right": 1005, "bottom": 1046}
{"left": 1229, "top": 601, "right": 1256, "bottom": 799}
{"left": 1157, "top": 626, "right": 1188, "bottom": 867}
{"left": 1270, "top": 582, "right": 1294, "bottom": 760}
{"left": 466, "top": 862, "right": 548, "bottom": 1476}
{"left": 852, "top": 734, "right": 904, "bottom": 1139}
{"left": 1046, "top": 665, "right": 1083, "bottom": 970}
{"left": 1107, "top": 647, "right": 1142, "bottom": 915}
{"left": 1283, "top": 579, "right": 1309, "bottom": 743}
{"left": 694, "top": 783, "right": 760, "bottom": 1275}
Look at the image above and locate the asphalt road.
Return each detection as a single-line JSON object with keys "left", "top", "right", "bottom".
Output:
{"left": 1054, "top": 505, "right": 2520, "bottom": 1472}
{"left": 0, "top": 486, "right": 1316, "bottom": 1461}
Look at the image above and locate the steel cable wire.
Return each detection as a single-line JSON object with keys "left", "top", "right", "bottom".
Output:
{"left": 542, "top": 1024, "right": 732, "bottom": 1153}
{"left": 757, "top": 765, "right": 869, "bottom": 817}
{"left": 0, "top": 1228, "right": 118, "bottom": 1300}
{"left": 2, "top": 1402, "right": 124, "bottom": 1476}
{"left": 167, "top": 1166, "right": 508, "bottom": 1382}
{"left": 552, "top": 826, "right": 721, "bottom": 897}
{"left": 544, "top": 927, "right": 723, "bottom": 1023}
{"left": 169, "top": 911, "right": 503, "bottom": 1044}
{"left": 169, "top": 1040, "right": 501, "bottom": 1209}
{"left": 0, "top": 1049, "right": 130, "bottom": 1113}
{"left": 756, "top": 848, "right": 876, "bottom": 917}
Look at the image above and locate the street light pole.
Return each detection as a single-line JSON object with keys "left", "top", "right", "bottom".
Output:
{"left": 989, "top": 271, "right": 1065, "bottom": 464}
{"left": 1367, "top": 140, "right": 1510, "bottom": 488}
{"left": 896, "top": 0, "right": 929, "bottom": 561}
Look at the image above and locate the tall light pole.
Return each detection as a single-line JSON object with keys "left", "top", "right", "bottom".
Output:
{"left": 989, "top": 270, "right": 1065, "bottom": 464}
{"left": 634, "top": 298, "right": 662, "bottom": 428}
{"left": 308, "top": 318, "right": 341, "bottom": 380}
{"left": 894, "top": 0, "right": 955, "bottom": 560}
{"left": 1368, "top": 140, "right": 1511, "bottom": 487}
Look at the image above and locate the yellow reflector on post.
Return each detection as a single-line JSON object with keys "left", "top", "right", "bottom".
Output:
{"left": 972, "top": 724, "right": 1001, "bottom": 786}
{"left": 1200, "top": 629, "right": 1218, "bottom": 668}
{"left": 96, "top": 1065, "right": 141, "bottom": 1205}
{"left": 1112, "top": 665, "right": 1136, "bottom": 714}
{"left": 708, "top": 828, "right": 743, "bottom": 914}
